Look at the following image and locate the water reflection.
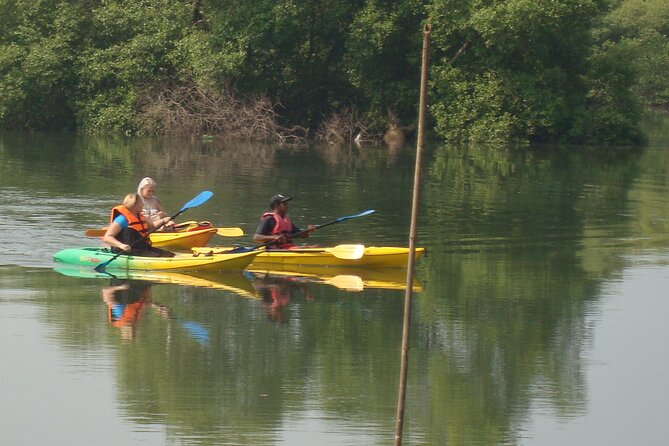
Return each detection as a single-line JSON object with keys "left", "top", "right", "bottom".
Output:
{"left": 4, "top": 124, "right": 669, "bottom": 445}
{"left": 248, "top": 271, "right": 315, "bottom": 323}
{"left": 247, "top": 266, "right": 423, "bottom": 292}
{"left": 102, "top": 280, "right": 155, "bottom": 340}
{"left": 54, "top": 267, "right": 258, "bottom": 298}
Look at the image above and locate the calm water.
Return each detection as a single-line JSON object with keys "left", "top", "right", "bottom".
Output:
{"left": 2, "top": 117, "right": 669, "bottom": 445}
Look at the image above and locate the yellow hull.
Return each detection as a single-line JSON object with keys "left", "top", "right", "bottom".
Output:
{"left": 149, "top": 228, "right": 217, "bottom": 250}
{"left": 194, "top": 246, "right": 426, "bottom": 268}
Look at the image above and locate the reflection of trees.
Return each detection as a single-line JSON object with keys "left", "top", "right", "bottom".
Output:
{"left": 414, "top": 144, "right": 648, "bottom": 444}
{"left": 19, "top": 130, "right": 669, "bottom": 445}
{"left": 112, "top": 285, "right": 322, "bottom": 443}
{"left": 413, "top": 250, "right": 595, "bottom": 444}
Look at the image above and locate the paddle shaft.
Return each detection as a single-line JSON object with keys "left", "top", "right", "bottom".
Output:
{"left": 94, "top": 191, "right": 212, "bottom": 272}
{"left": 85, "top": 226, "right": 243, "bottom": 238}
{"left": 251, "top": 210, "right": 375, "bottom": 251}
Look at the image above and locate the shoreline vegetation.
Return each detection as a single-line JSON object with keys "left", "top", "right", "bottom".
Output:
{"left": 0, "top": 0, "right": 667, "bottom": 146}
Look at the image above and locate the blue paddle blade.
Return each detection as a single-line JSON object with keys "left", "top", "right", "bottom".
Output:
{"left": 336, "top": 209, "right": 375, "bottom": 222}
{"left": 180, "top": 191, "right": 213, "bottom": 212}
{"left": 180, "top": 321, "right": 209, "bottom": 345}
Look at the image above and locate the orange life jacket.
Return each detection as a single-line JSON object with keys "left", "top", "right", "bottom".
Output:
{"left": 110, "top": 205, "right": 150, "bottom": 235}
{"left": 261, "top": 212, "right": 294, "bottom": 248}
{"left": 110, "top": 205, "right": 151, "bottom": 249}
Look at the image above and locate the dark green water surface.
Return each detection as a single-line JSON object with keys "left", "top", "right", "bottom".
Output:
{"left": 2, "top": 120, "right": 669, "bottom": 445}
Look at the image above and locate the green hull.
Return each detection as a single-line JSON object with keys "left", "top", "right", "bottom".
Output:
{"left": 53, "top": 247, "right": 258, "bottom": 271}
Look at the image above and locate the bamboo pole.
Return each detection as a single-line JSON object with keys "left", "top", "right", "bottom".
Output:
{"left": 394, "top": 23, "right": 431, "bottom": 446}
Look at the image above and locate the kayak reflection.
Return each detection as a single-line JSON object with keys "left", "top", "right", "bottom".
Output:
{"left": 53, "top": 267, "right": 257, "bottom": 299}
{"left": 246, "top": 266, "right": 424, "bottom": 292}
{"left": 245, "top": 266, "right": 423, "bottom": 323}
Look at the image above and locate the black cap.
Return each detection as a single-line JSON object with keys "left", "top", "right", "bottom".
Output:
{"left": 269, "top": 194, "right": 292, "bottom": 209}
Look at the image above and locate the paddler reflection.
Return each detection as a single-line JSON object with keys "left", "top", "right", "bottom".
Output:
{"left": 102, "top": 279, "right": 210, "bottom": 343}
{"left": 250, "top": 272, "right": 314, "bottom": 323}
{"left": 102, "top": 279, "right": 160, "bottom": 340}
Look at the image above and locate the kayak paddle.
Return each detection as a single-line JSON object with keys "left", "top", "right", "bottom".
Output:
{"left": 94, "top": 191, "right": 213, "bottom": 272}
{"left": 226, "top": 209, "right": 375, "bottom": 254}
{"left": 85, "top": 226, "right": 243, "bottom": 238}
{"left": 286, "top": 244, "right": 366, "bottom": 260}
{"left": 216, "top": 227, "right": 244, "bottom": 237}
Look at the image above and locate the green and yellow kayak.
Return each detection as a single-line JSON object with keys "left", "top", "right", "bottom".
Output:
{"left": 193, "top": 245, "right": 426, "bottom": 268}
{"left": 53, "top": 247, "right": 258, "bottom": 271}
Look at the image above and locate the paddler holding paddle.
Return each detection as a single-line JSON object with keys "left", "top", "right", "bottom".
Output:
{"left": 103, "top": 193, "right": 175, "bottom": 257}
{"left": 137, "top": 177, "right": 174, "bottom": 228}
{"left": 253, "top": 194, "right": 316, "bottom": 249}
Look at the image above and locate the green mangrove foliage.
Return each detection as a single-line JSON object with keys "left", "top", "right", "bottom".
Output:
{"left": 0, "top": 0, "right": 660, "bottom": 144}
{"left": 597, "top": 0, "right": 669, "bottom": 109}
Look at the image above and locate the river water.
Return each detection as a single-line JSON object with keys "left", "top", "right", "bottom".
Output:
{"left": 1, "top": 116, "right": 669, "bottom": 445}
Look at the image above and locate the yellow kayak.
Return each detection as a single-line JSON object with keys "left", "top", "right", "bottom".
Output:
{"left": 193, "top": 245, "right": 426, "bottom": 268}
{"left": 149, "top": 227, "right": 217, "bottom": 250}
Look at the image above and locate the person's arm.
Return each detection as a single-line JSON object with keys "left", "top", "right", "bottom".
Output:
{"left": 146, "top": 214, "right": 172, "bottom": 231}
{"left": 153, "top": 198, "right": 174, "bottom": 225}
{"left": 155, "top": 198, "right": 176, "bottom": 228}
{"left": 102, "top": 218, "right": 131, "bottom": 252}
{"left": 293, "top": 224, "right": 316, "bottom": 239}
{"left": 153, "top": 198, "right": 165, "bottom": 216}
{"left": 253, "top": 217, "right": 284, "bottom": 244}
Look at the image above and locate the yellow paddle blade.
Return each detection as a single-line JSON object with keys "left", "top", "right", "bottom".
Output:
{"left": 324, "top": 275, "right": 364, "bottom": 291}
{"left": 323, "top": 244, "right": 365, "bottom": 260}
{"left": 216, "top": 227, "right": 244, "bottom": 237}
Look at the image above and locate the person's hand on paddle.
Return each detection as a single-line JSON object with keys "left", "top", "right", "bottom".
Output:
{"left": 273, "top": 233, "right": 288, "bottom": 244}
{"left": 153, "top": 215, "right": 174, "bottom": 230}
{"left": 294, "top": 225, "right": 316, "bottom": 239}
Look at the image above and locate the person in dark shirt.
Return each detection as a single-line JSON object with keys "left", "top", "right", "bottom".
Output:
{"left": 253, "top": 194, "right": 315, "bottom": 249}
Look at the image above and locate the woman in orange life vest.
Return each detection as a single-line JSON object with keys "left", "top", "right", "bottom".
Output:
{"left": 102, "top": 193, "right": 175, "bottom": 257}
{"left": 253, "top": 194, "right": 316, "bottom": 249}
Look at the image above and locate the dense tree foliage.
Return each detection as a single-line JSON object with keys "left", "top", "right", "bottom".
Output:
{"left": 597, "top": 0, "right": 669, "bottom": 109}
{"left": 0, "top": 0, "right": 660, "bottom": 144}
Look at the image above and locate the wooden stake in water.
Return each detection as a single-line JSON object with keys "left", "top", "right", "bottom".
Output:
{"left": 394, "top": 23, "right": 431, "bottom": 446}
